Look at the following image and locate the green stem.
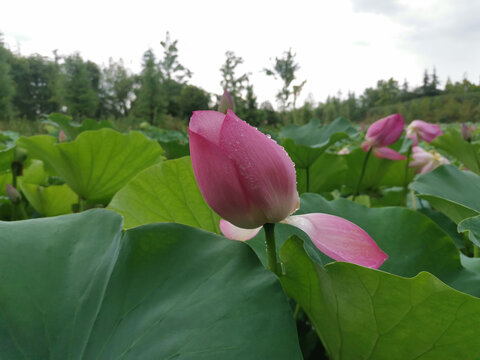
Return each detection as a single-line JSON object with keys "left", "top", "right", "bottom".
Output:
{"left": 293, "top": 303, "right": 301, "bottom": 320}
{"left": 474, "top": 245, "right": 480, "bottom": 258}
{"left": 78, "top": 196, "right": 85, "bottom": 212}
{"left": 410, "top": 190, "right": 417, "bottom": 211}
{"left": 402, "top": 145, "right": 413, "bottom": 206}
{"left": 353, "top": 148, "right": 372, "bottom": 200}
{"left": 264, "top": 223, "right": 279, "bottom": 276}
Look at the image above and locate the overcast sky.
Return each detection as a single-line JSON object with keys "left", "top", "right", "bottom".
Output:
{"left": 1, "top": 0, "right": 479, "bottom": 107}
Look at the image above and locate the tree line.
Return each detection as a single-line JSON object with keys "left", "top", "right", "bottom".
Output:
{"left": 1, "top": 31, "right": 479, "bottom": 127}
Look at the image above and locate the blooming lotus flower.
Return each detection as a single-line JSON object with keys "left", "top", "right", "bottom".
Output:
{"left": 361, "top": 114, "right": 405, "bottom": 160}
{"left": 406, "top": 120, "right": 442, "bottom": 146}
{"left": 337, "top": 147, "right": 350, "bottom": 155}
{"left": 409, "top": 146, "right": 449, "bottom": 174}
{"left": 189, "top": 110, "right": 388, "bottom": 269}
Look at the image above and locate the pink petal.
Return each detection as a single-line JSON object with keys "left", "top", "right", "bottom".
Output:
{"left": 218, "top": 110, "right": 299, "bottom": 224}
{"left": 409, "top": 120, "right": 442, "bottom": 143}
{"left": 361, "top": 141, "right": 372, "bottom": 152}
{"left": 189, "top": 129, "right": 265, "bottom": 228}
{"left": 220, "top": 219, "right": 261, "bottom": 241}
{"left": 283, "top": 214, "right": 388, "bottom": 269}
{"left": 189, "top": 110, "right": 226, "bottom": 145}
{"left": 373, "top": 147, "right": 406, "bottom": 160}
{"left": 365, "top": 114, "right": 405, "bottom": 147}
{"left": 419, "top": 161, "right": 436, "bottom": 174}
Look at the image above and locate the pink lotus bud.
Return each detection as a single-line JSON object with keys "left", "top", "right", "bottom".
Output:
{"left": 409, "top": 146, "right": 449, "bottom": 174}
{"left": 406, "top": 120, "right": 442, "bottom": 146}
{"left": 6, "top": 184, "right": 21, "bottom": 204}
{"left": 189, "top": 110, "right": 299, "bottom": 229}
{"left": 58, "top": 130, "right": 67, "bottom": 143}
{"left": 363, "top": 114, "right": 405, "bottom": 149}
{"left": 361, "top": 114, "right": 405, "bottom": 160}
{"left": 218, "top": 89, "right": 235, "bottom": 114}
{"left": 462, "top": 123, "right": 473, "bottom": 142}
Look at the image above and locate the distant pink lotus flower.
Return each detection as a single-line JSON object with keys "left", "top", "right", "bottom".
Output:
{"left": 189, "top": 110, "right": 388, "bottom": 269}
{"left": 5, "top": 184, "right": 21, "bottom": 204}
{"left": 406, "top": 120, "right": 442, "bottom": 146}
{"left": 361, "top": 114, "right": 406, "bottom": 160}
{"left": 409, "top": 146, "right": 449, "bottom": 174}
{"left": 58, "top": 130, "right": 67, "bottom": 143}
{"left": 462, "top": 123, "right": 474, "bottom": 142}
{"left": 337, "top": 147, "right": 350, "bottom": 155}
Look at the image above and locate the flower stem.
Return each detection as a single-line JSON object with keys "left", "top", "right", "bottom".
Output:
{"left": 474, "top": 245, "right": 480, "bottom": 258}
{"left": 402, "top": 145, "right": 413, "bottom": 206}
{"left": 78, "top": 196, "right": 85, "bottom": 212}
{"left": 293, "top": 303, "right": 301, "bottom": 320}
{"left": 353, "top": 148, "right": 372, "bottom": 200}
{"left": 264, "top": 223, "right": 279, "bottom": 276}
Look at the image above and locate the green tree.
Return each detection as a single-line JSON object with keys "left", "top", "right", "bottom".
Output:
{"left": 159, "top": 32, "right": 192, "bottom": 83}
{"left": 178, "top": 85, "right": 210, "bottom": 119}
{"left": 132, "top": 49, "right": 167, "bottom": 124}
{"left": 62, "top": 53, "right": 100, "bottom": 119}
{"left": 264, "top": 49, "right": 302, "bottom": 112}
{"left": 101, "top": 58, "right": 134, "bottom": 117}
{"left": 0, "top": 33, "right": 14, "bottom": 120}
{"left": 10, "top": 54, "right": 60, "bottom": 120}
{"left": 220, "top": 51, "right": 249, "bottom": 98}
{"left": 159, "top": 32, "right": 192, "bottom": 117}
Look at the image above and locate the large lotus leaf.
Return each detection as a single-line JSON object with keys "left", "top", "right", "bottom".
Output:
{"left": 0, "top": 172, "right": 12, "bottom": 196}
{"left": 108, "top": 157, "right": 220, "bottom": 233}
{"left": 296, "top": 193, "right": 480, "bottom": 296}
{"left": 17, "top": 129, "right": 163, "bottom": 204}
{"left": 248, "top": 193, "right": 480, "bottom": 297}
{"left": 296, "top": 152, "right": 348, "bottom": 194}
{"left": 142, "top": 127, "right": 190, "bottom": 159}
{"left": 458, "top": 215, "right": 480, "bottom": 247}
{"left": 432, "top": 130, "right": 480, "bottom": 174}
{"left": 411, "top": 164, "right": 480, "bottom": 223}
{"left": 419, "top": 208, "right": 466, "bottom": 250}
{"left": 19, "top": 182, "right": 77, "bottom": 216}
{"left": 280, "top": 117, "right": 356, "bottom": 168}
{"left": 342, "top": 148, "right": 414, "bottom": 193}
{"left": 0, "top": 143, "right": 15, "bottom": 174}
{"left": 20, "top": 159, "right": 49, "bottom": 186}
{"left": 0, "top": 210, "right": 302, "bottom": 359}
{"left": 43, "top": 113, "right": 114, "bottom": 140}
{"left": 280, "top": 236, "right": 480, "bottom": 360}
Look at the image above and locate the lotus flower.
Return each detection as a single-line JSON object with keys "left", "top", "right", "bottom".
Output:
{"left": 462, "top": 123, "right": 474, "bottom": 142}
{"left": 361, "top": 114, "right": 405, "bottom": 160}
{"left": 406, "top": 120, "right": 442, "bottom": 146}
{"left": 189, "top": 110, "right": 388, "bottom": 269}
{"left": 409, "top": 146, "right": 449, "bottom": 174}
